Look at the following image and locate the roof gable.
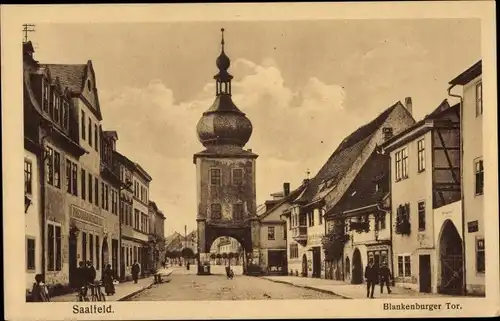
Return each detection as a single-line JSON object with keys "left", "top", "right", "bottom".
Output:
{"left": 298, "top": 102, "right": 403, "bottom": 205}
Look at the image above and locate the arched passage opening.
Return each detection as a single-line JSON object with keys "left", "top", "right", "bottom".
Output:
{"left": 438, "top": 219, "right": 464, "bottom": 295}
{"left": 208, "top": 236, "right": 245, "bottom": 275}
{"left": 351, "top": 248, "right": 363, "bottom": 284}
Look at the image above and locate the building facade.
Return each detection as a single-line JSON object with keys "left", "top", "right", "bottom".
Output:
{"left": 449, "top": 61, "right": 484, "bottom": 296}
{"left": 382, "top": 100, "right": 461, "bottom": 294}
{"left": 148, "top": 200, "right": 166, "bottom": 270}
{"left": 282, "top": 99, "right": 415, "bottom": 280}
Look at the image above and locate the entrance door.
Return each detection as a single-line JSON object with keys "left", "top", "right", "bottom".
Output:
{"left": 68, "top": 234, "right": 78, "bottom": 287}
{"left": 301, "top": 254, "right": 308, "bottom": 277}
{"left": 439, "top": 220, "right": 464, "bottom": 295}
{"left": 351, "top": 248, "right": 363, "bottom": 284}
{"left": 419, "top": 254, "right": 432, "bottom": 293}
{"left": 312, "top": 247, "right": 321, "bottom": 278}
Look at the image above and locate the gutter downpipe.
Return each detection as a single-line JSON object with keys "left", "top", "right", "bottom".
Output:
{"left": 448, "top": 84, "right": 467, "bottom": 296}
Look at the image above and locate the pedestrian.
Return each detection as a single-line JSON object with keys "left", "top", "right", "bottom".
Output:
{"left": 87, "top": 261, "right": 96, "bottom": 284}
{"left": 379, "top": 260, "right": 392, "bottom": 294}
{"left": 364, "top": 259, "right": 378, "bottom": 299}
{"left": 102, "top": 264, "right": 115, "bottom": 296}
{"left": 30, "top": 274, "right": 50, "bottom": 302}
{"left": 132, "top": 261, "right": 140, "bottom": 284}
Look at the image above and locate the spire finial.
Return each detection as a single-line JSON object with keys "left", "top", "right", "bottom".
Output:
{"left": 221, "top": 28, "right": 225, "bottom": 51}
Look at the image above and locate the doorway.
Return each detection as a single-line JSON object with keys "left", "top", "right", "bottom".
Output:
{"left": 312, "top": 247, "right": 321, "bottom": 278}
{"left": 68, "top": 234, "right": 78, "bottom": 287}
{"left": 101, "top": 237, "right": 109, "bottom": 269}
{"left": 439, "top": 220, "right": 464, "bottom": 295}
{"left": 301, "top": 254, "right": 308, "bottom": 277}
{"left": 351, "top": 248, "right": 363, "bottom": 284}
{"left": 419, "top": 254, "right": 432, "bottom": 293}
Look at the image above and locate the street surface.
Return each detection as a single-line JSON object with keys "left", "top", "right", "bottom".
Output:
{"left": 128, "top": 265, "right": 343, "bottom": 301}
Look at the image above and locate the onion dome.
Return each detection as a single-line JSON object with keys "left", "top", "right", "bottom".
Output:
{"left": 196, "top": 28, "right": 253, "bottom": 148}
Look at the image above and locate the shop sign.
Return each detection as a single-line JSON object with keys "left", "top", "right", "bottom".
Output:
{"left": 71, "top": 205, "right": 103, "bottom": 227}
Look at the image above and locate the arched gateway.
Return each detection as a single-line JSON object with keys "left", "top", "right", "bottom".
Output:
{"left": 194, "top": 29, "right": 259, "bottom": 275}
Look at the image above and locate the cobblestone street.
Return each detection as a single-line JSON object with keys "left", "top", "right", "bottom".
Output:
{"left": 127, "top": 267, "right": 344, "bottom": 301}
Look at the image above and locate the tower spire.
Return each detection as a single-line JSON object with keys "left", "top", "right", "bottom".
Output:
{"left": 221, "top": 28, "right": 225, "bottom": 52}
{"left": 214, "top": 27, "right": 233, "bottom": 95}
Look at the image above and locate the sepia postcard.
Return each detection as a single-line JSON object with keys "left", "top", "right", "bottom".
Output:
{"left": 2, "top": 2, "right": 499, "bottom": 320}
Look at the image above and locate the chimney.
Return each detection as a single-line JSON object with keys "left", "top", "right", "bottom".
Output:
{"left": 404, "top": 97, "right": 413, "bottom": 115}
{"left": 283, "top": 182, "right": 290, "bottom": 196}
{"left": 247, "top": 149, "right": 252, "bottom": 153}
{"left": 382, "top": 127, "right": 394, "bottom": 141}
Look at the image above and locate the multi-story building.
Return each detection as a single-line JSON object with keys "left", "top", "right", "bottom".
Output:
{"left": 323, "top": 149, "right": 392, "bottom": 283}
{"left": 448, "top": 60, "right": 484, "bottom": 296}
{"left": 114, "top": 151, "right": 151, "bottom": 278}
{"left": 282, "top": 99, "right": 415, "bottom": 279}
{"left": 148, "top": 200, "right": 166, "bottom": 271}
{"left": 382, "top": 99, "right": 461, "bottom": 294}
{"left": 23, "top": 41, "right": 46, "bottom": 292}
{"left": 255, "top": 183, "right": 295, "bottom": 275}
{"left": 100, "top": 130, "right": 122, "bottom": 276}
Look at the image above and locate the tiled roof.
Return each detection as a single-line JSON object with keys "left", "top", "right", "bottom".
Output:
{"left": 298, "top": 102, "right": 400, "bottom": 204}
{"left": 259, "top": 182, "right": 308, "bottom": 220}
{"left": 41, "top": 64, "right": 87, "bottom": 93}
{"left": 327, "top": 150, "right": 390, "bottom": 216}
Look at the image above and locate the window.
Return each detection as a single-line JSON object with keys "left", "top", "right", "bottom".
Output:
{"left": 290, "top": 244, "right": 299, "bottom": 259}
{"left": 50, "top": 92, "right": 56, "bottom": 119}
{"left": 105, "top": 184, "right": 109, "bottom": 210}
{"left": 95, "top": 177, "right": 99, "bottom": 206}
{"left": 66, "top": 159, "right": 72, "bottom": 194}
{"left": 211, "top": 203, "right": 222, "bottom": 220}
{"left": 46, "top": 147, "right": 54, "bottom": 185}
{"left": 418, "top": 201, "right": 426, "bottom": 231}
{"left": 232, "top": 168, "right": 243, "bottom": 186}
{"left": 210, "top": 168, "right": 221, "bottom": 186}
{"left": 134, "top": 209, "right": 140, "bottom": 229}
{"left": 397, "top": 255, "right": 411, "bottom": 277}
{"left": 268, "top": 227, "right": 275, "bottom": 240}
{"left": 24, "top": 160, "right": 32, "bottom": 194}
{"left": 476, "top": 238, "right": 485, "bottom": 273}
{"left": 54, "top": 96, "right": 60, "bottom": 124}
{"left": 81, "top": 169, "right": 86, "bottom": 200}
{"left": 89, "top": 234, "right": 94, "bottom": 264}
{"left": 43, "top": 83, "right": 49, "bottom": 112}
{"left": 475, "top": 159, "right": 484, "bottom": 195}
{"left": 101, "top": 182, "right": 105, "bottom": 207}
{"left": 88, "top": 173, "right": 93, "bottom": 204}
{"left": 308, "top": 212, "right": 315, "bottom": 227}
{"left": 94, "top": 124, "right": 99, "bottom": 152}
{"left": 96, "top": 235, "right": 100, "bottom": 270}
{"left": 82, "top": 232, "right": 87, "bottom": 263}
{"left": 417, "top": 139, "right": 425, "bottom": 172}
{"left": 120, "top": 201, "right": 124, "bottom": 223}
{"left": 111, "top": 190, "right": 118, "bottom": 215}
{"left": 318, "top": 209, "right": 323, "bottom": 225}
{"left": 54, "top": 151, "right": 61, "bottom": 188}
{"left": 395, "top": 147, "right": 409, "bottom": 181}
{"left": 283, "top": 226, "right": 287, "bottom": 240}
{"left": 476, "top": 82, "right": 483, "bottom": 116}
{"left": 233, "top": 203, "right": 244, "bottom": 221}
{"left": 62, "top": 101, "right": 69, "bottom": 130}
{"left": 88, "top": 118, "right": 93, "bottom": 147}
{"left": 71, "top": 162, "right": 78, "bottom": 196}
{"left": 380, "top": 213, "right": 386, "bottom": 230}
{"left": 47, "top": 222, "right": 62, "bottom": 271}
{"left": 26, "top": 237, "right": 36, "bottom": 271}
{"left": 81, "top": 111, "right": 86, "bottom": 140}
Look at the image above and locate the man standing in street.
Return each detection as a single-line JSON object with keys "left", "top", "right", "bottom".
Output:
{"left": 132, "top": 261, "right": 140, "bottom": 284}
{"left": 379, "top": 260, "right": 392, "bottom": 294}
{"left": 364, "top": 259, "right": 378, "bottom": 298}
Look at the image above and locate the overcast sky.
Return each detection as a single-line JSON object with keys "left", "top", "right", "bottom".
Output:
{"left": 28, "top": 19, "right": 480, "bottom": 236}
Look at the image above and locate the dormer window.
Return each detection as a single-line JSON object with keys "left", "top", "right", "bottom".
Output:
{"left": 43, "top": 82, "right": 49, "bottom": 112}
{"left": 54, "top": 95, "right": 60, "bottom": 124}
{"left": 351, "top": 191, "right": 357, "bottom": 197}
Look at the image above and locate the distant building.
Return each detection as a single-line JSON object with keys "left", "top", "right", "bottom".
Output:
{"left": 383, "top": 99, "right": 461, "bottom": 294}
{"left": 449, "top": 60, "right": 484, "bottom": 296}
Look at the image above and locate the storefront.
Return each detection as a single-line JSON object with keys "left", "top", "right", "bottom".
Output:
{"left": 267, "top": 249, "right": 287, "bottom": 275}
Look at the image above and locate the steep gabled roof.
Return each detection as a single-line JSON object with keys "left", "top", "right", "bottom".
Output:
{"left": 259, "top": 182, "right": 308, "bottom": 220}
{"left": 326, "top": 149, "right": 390, "bottom": 217}
{"left": 297, "top": 101, "right": 403, "bottom": 205}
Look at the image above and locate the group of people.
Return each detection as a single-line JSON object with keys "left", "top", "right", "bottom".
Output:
{"left": 75, "top": 260, "right": 115, "bottom": 296}
{"left": 364, "top": 259, "right": 393, "bottom": 298}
